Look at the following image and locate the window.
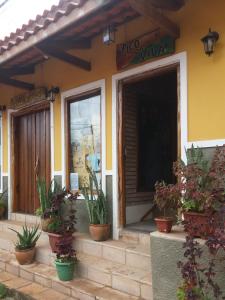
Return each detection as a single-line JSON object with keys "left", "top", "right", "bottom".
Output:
{"left": 68, "top": 91, "right": 101, "bottom": 191}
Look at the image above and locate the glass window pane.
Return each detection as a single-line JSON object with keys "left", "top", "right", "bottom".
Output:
{"left": 69, "top": 93, "right": 101, "bottom": 190}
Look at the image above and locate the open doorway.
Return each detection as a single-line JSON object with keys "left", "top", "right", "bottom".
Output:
{"left": 119, "top": 67, "right": 178, "bottom": 231}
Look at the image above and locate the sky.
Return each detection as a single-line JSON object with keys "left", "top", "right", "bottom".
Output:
{"left": 0, "top": 0, "right": 60, "bottom": 40}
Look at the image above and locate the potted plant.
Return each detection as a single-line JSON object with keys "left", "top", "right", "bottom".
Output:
{"left": 154, "top": 181, "right": 180, "bottom": 233}
{"left": 0, "top": 190, "right": 7, "bottom": 219}
{"left": 55, "top": 236, "right": 77, "bottom": 281}
{"left": 82, "top": 166, "right": 110, "bottom": 241}
{"left": 47, "top": 190, "right": 77, "bottom": 253}
{"left": 36, "top": 178, "right": 62, "bottom": 231}
{"left": 10, "top": 224, "right": 41, "bottom": 265}
{"left": 179, "top": 145, "right": 225, "bottom": 238}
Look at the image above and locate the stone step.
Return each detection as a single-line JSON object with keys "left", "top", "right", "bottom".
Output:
{"left": 0, "top": 220, "right": 151, "bottom": 272}
{"left": 0, "top": 231, "right": 152, "bottom": 299}
{"left": 74, "top": 235, "right": 151, "bottom": 272}
{"left": 76, "top": 252, "right": 151, "bottom": 299}
{"left": 10, "top": 213, "right": 41, "bottom": 225}
{"left": 119, "top": 230, "right": 150, "bottom": 248}
{"left": 0, "top": 249, "right": 146, "bottom": 300}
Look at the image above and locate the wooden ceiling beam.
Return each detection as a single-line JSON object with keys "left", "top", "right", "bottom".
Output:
{"left": 45, "top": 38, "right": 91, "bottom": 50}
{"left": 36, "top": 45, "right": 91, "bottom": 71}
{"left": 0, "top": 75, "right": 34, "bottom": 90}
{"left": 1, "top": 65, "right": 35, "bottom": 77}
{"left": 149, "top": 0, "right": 187, "bottom": 11}
{"left": 128, "top": 0, "right": 180, "bottom": 38}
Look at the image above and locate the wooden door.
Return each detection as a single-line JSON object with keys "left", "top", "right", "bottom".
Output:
{"left": 13, "top": 108, "right": 51, "bottom": 214}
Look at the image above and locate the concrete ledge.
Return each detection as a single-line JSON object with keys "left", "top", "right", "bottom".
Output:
{"left": 150, "top": 226, "right": 225, "bottom": 300}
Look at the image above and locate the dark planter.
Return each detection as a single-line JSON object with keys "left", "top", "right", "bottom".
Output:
{"left": 154, "top": 217, "right": 173, "bottom": 233}
{"left": 55, "top": 260, "right": 75, "bottom": 281}
{"left": 48, "top": 232, "right": 73, "bottom": 253}
{"left": 183, "top": 211, "right": 216, "bottom": 239}
{"left": 89, "top": 224, "right": 110, "bottom": 241}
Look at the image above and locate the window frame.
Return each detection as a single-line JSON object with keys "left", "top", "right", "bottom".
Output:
{"left": 66, "top": 89, "right": 102, "bottom": 192}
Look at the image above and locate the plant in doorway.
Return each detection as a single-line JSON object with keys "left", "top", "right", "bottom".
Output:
{"left": 55, "top": 236, "right": 77, "bottom": 281}
{"left": 10, "top": 224, "right": 41, "bottom": 265}
{"left": 47, "top": 189, "right": 78, "bottom": 253}
{"left": 82, "top": 165, "right": 110, "bottom": 242}
{"left": 154, "top": 181, "right": 180, "bottom": 233}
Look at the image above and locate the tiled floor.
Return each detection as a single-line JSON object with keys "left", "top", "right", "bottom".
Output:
{"left": 0, "top": 270, "right": 76, "bottom": 300}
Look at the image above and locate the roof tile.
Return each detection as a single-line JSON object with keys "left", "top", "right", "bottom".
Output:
{"left": 0, "top": 0, "right": 86, "bottom": 54}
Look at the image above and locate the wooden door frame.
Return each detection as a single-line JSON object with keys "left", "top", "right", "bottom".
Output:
{"left": 8, "top": 101, "right": 54, "bottom": 217}
{"left": 112, "top": 52, "right": 188, "bottom": 239}
{"left": 118, "top": 64, "right": 180, "bottom": 227}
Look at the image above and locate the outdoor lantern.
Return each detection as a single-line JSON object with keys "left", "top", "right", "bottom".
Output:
{"left": 103, "top": 25, "right": 116, "bottom": 45}
{"left": 47, "top": 86, "right": 60, "bottom": 102}
{"left": 201, "top": 28, "right": 219, "bottom": 56}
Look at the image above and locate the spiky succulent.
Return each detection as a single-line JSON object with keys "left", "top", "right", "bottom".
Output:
{"left": 10, "top": 224, "right": 41, "bottom": 250}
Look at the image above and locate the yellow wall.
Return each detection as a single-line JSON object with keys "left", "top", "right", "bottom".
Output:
{"left": 1, "top": 0, "right": 225, "bottom": 173}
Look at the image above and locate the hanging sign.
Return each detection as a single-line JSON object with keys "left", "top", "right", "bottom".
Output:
{"left": 116, "top": 33, "right": 175, "bottom": 70}
{"left": 10, "top": 87, "right": 48, "bottom": 109}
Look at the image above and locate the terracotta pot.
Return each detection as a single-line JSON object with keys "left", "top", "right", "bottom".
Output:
{"left": 154, "top": 217, "right": 173, "bottom": 233}
{"left": 41, "top": 218, "right": 52, "bottom": 232}
{"left": 183, "top": 211, "right": 216, "bottom": 239}
{"left": 48, "top": 232, "right": 73, "bottom": 253}
{"left": 15, "top": 247, "right": 35, "bottom": 265}
{"left": 89, "top": 224, "right": 110, "bottom": 241}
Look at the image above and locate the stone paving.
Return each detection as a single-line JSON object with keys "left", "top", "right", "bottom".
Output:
{"left": 0, "top": 270, "right": 76, "bottom": 299}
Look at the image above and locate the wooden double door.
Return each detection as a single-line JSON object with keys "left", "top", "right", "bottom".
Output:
{"left": 12, "top": 106, "right": 51, "bottom": 214}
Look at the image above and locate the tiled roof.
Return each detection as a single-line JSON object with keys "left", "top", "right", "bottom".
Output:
{"left": 0, "top": 0, "right": 86, "bottom": 54}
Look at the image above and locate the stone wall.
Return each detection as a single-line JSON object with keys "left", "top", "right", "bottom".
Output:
{"left": 150, "top": 228, "right": 225, "bottom": 300}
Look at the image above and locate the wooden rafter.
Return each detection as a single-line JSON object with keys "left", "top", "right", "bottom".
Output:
{"left": 44, "top": 38, "right": 91, "bottom": 50}
{"left": 0, "top": 75, "right": 34, "bottom": 90}
{"left": 36, "top": 44, "right": 91, "bottom": 71}
{"left": 128, "top": 0, "right": 180, "bottom": 38}
{"left": 1, "top": 65, "right": 35, "bottom": 77}
{"left": 149, "top": 0, "right": 187, "bottom": 11}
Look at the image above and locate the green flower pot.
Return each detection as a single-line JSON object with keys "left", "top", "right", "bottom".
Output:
{"left": 55, "top": 260, "right": 75, "bottom": 281}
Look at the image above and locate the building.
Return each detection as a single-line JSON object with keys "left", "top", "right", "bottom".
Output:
{"left": 0, "top": 0, "right": 224, "bottom": 299}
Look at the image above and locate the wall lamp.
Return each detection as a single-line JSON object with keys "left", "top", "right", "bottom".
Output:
{"left": 201, "top": 28, "right": 219, "bottom": 56}
{"left": 103, "top": 24, "right": 116, "bottom": 45}
{"left": 47, "top": 86, "right": 60, "bottom": 102}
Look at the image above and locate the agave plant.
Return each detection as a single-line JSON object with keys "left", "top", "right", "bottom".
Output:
{"left": 36, "top": 177, "right": 63, "bottom": 218}
{"left": 10, "top": 224, "right": 41, "bottom": 250}
{"left": 82, "top": 165, "right": 108, "bottom": 225}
